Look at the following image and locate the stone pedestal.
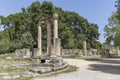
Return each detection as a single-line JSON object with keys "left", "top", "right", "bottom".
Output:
{"left": 55, "top": 38, "right": 61, "bottom": 56}
{"left": 116, "top": 46, "right": 119, "bottom": 54}
{"left": 50, "top": 45, "right": 57, "bottom": 57}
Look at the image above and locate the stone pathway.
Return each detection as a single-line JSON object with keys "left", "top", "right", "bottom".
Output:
{"left": 33, "top": 58, "right": 120, "bottom": 80}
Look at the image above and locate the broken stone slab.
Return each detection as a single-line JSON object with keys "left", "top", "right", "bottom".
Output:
{"left": 10, "top": 63, "right": 35, "bottom": 68}
{"left": 12, "top": 75, "right": 20, "bottom": 79}
{"left": 2, "top": 75, "right": 11, "bottom": 79}
{"left": 22, "top": 74, "right": 31, "bottom": 78}
{"left": 32, "top": 73, "right": 40, "bottom": 77}
{"left": 29, "top": 67, "right": 52, "bottom": 74}
{"left": 23, "top": 71, "right": 34, "bottom": 75}
{"left": 52, "top": 63, "right": 68, "bottom": 71}
{"left": 38, "top": 69, "right": 52, "bottom": 74}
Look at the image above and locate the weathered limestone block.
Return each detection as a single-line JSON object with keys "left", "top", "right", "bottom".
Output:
{"left": 50, "top": 45, "right": 56, "bottom": 57}
{"left": 14, "top": 48, "right": 31, "bottom": 59}
{"left": 32, "top": 48, "right": 38, "bottom": 58}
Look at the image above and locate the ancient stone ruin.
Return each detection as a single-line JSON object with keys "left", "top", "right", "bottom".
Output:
{"left": 12, "top": 13, "right": 68, "bottom": 74}
{"left": 37, "top": 13, "right": 61, "bottom": 59}
{"left": 14, "top": 48, "right": 31, "bottom": 59}
{"left": 30, "top": 12, "right": 68, "bottom": 73}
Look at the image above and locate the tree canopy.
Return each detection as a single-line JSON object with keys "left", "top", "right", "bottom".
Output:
{"left": 0, "top": 1, "right": 101, "bottom": 53}
{"left": 104, "top": 0, "right": 120, "bottom": 47}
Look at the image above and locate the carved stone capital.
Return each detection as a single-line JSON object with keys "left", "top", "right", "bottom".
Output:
{"left": 53, "top": 13, "right": 58, "bottom": 19}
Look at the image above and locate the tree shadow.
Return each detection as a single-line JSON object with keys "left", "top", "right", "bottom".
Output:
{"left": 98, "top": 59, "right": 120, "bottom": 64}
{"left": 88, "top": 63, "right": 120, "bottom": 75}
{"left": 85, "top": 59, "right": 120, "bottom": 65}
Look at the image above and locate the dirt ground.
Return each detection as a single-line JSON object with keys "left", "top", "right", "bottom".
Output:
{"left": 33, "top": 58, "right": 120, "bottom": 80}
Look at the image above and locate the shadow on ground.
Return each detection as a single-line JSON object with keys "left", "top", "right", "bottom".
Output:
{"left": 89, "top": 64, "right": 120, "bottom": 75}
{"left": 99, "top": 59, "right": 120, "bottom": 64}
{"left": 86, "top": 59, "right": 120, "bottom": 64}
{"left": 88, "top": 59, "right": 120, "bottom": 75}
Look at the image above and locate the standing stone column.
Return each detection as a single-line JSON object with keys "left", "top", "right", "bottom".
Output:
{"left": 55, "top": 38, "right": 61, "bottom": 56}
{"left": 53, "top": 13, "right": 58, "bottom": 45}
{"left": 47, "top": 22, "right": 51, "bottom": 56}
{"left": 38, "top": 22, "right": 42, "bottom": 58}
{"left": 116, "top": 46, "right": 119, "bottom": 55}
{"left": 83, "top": 40, "right": 87, "bottom": 56}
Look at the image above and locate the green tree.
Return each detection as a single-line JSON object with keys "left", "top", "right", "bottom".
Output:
{"left": 0, "top": 1, "right": 101, "bottom": 53}
{"left": 115, "top": 0, "right": 120, "bottom": 23}
{"left": 104, "top": 0, "right": 120, "bottom": 46}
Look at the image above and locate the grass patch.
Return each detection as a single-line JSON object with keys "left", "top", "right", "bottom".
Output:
{"left": 0, "top": 53, "right": 14, "bottom": 59}
{"left": 0, "top": 53, "right": 31, "bottom": 66}
{"left": 0, "top": 53, "right": 14, "bottom": 63}
{"left": 0, "top": 59, "right": 31, "bottom": 67}
{"left": 1, "top": 67, "right": 28, "bottom": 73}
{"left": 15, "top": 77, "right": 34, "bottom": 80}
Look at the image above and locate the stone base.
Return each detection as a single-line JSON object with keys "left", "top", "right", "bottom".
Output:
{"left": 29, "top": 56, "right": 68, "bottom": 74}
{"left": 50, "top": 54, "right": 58, "bottom": 57}
{"left": 29, "top": 62, "right": 68, "bottom": 74}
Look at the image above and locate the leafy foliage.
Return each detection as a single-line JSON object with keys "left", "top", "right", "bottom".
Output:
{"left": 104, "top": 0, "right": 120, "bottom": 47}
{"left": 0, "top": 1, "right": 101, "bottom": 53}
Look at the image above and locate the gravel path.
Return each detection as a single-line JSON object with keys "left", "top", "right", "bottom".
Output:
{"left": 33, "top": 58, "right": 120, "bottom": 80}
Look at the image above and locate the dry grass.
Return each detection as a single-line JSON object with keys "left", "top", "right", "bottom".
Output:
{"left": 0, "top": 54, "right": 78, "bottom": 80}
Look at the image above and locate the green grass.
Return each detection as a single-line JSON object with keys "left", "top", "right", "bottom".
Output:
{"left": 0, "top": 53, "right": 14, "bottom": 62}
{"left": 1, "top": 76, "right": 34, "bottom": 80}
{"left": 0, "top": 53, "right": 14, "bottom": 58}
{"left": 0, "top": 53, "right": 31, "bottom": 66}
{"left": 15, "top": 77, "right": 34, "bottom": 80}
{"left": 1, "top": 67, "right": 28, "bottom": 73}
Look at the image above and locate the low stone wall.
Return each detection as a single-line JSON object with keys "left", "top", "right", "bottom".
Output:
{"left": 14, "top": 48, "right": 31, "bottom": 59}
{"left": 61, "top": 49, "right": 99, "bottom": 57}
{"left": 14, "top": 48, "right": 120, "bottom": 58}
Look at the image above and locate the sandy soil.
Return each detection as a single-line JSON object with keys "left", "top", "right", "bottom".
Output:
{"left": 33, "top": 58, "right": 120, "bottom": 80}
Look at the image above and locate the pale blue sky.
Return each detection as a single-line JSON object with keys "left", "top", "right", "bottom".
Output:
{"left": 0, "top": 0, "right": 116, "bottom": 43}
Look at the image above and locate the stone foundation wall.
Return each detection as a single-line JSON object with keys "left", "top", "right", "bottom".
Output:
{"left": 61, "top": 49, "right": 98, "bottom": 57}
{"left": 61, "top": 48, "right": 120, "bottom": 57}
{"left": 14, "top": 48, "right": 31, "bottom": 59}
